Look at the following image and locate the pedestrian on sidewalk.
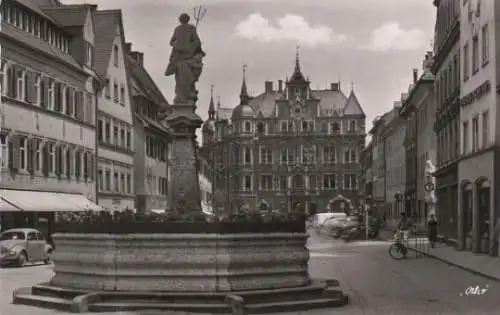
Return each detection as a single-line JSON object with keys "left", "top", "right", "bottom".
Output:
{"left": 427, "top": 214, "right": 438, "bottom": 248}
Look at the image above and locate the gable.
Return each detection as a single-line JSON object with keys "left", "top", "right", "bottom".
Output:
{"left": 343, "top": 92, "right": 365, "bottom": 116}
{"left": 83, "top": 10, "right": 94, "bottom": 44}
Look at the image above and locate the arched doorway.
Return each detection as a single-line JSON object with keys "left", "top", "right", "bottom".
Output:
{"left": 327, "top": 195, "right": 353, "bottom": 214}
{"left": 461, "top": 181, "right": 473, "bottom": 251}
{"left": 476, "top": 178, "right": 490, "bottom": 254}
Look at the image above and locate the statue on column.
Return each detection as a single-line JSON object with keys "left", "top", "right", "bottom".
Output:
{"left": 165, "top": 13, "right": 206, "bottom": 104}
{"left": 424, "top": 159, "right": 437, "bottom": 219}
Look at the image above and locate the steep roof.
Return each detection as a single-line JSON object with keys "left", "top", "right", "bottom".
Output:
{"left": 93, "top": 10, "right": 122, "bottom": 77}
{"left": 1, "top": 23, "right": 84, "bottom": 72}
{"left": 15, "top": 0, "right": 59, "bottom": 23}
{"left": 41, "top": 4, "right": 95, "bottom": 27}
{"left": 343, "top": 90, "right": 365, "bottom": 116}
{"left": 128, "top": 56, "right": 169, "bottom": 107}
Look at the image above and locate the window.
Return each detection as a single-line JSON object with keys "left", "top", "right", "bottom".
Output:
{"left": 244, "top": 121, "right": 251, "bottom": 132}
{"left": 120, "top": 85, "right": 125, "bottom": 105}
{"left": 104, "top": 77, "right": 110, "bottom": 98}
{"left": 463, "top": 43, "right": 469, "bottom": 80}
{"left": 121, "top": 174, "right": 125, "bottom": 193}
{"left": 482, "top": 24, "right": 489, "bottom": 65}
{"left": 482, "top": 110, "right": 489, "bottom": 148}
{"left": 260, "top": 175, "right": 273, "bottom": 191}
{"left": 323, "top": 146, "right": 336, "bottom": 163}
{"left": 126, "top": 173, "right": 132, "bottom": 194}
{"left": 243, "top": 147, "right": 251, "bottom": 164}
{"left": 120, "top": 129, "right": 125, "bottom": 147}
{"left": 16, "top": 70, "right": 24, "bottom": 101}
{"left": 301, "top": 120, "right": 314, "bottom": 132}
{"left": 105, "top": 121, "right": 110, "bottom": 143}
{"left": 113, "top": 126, "right": 119, "bottom": 145}
{"left": 48, "top": 80, "right": 55, "bottom": 110}
{"left": 462, "top": 121, "right": 469, "bottom": 154}
{"left": 349, "top": 120, "right": 356, "bottom": 132}
{"left": 257, "top": 122, "right": 265, "bottom": 134}
{"left": 34, "top": 140, "right": 41, "bottom": 172}
{"left": 48, "top": 143, "right": 55, "bottom": 174}
{"left": 126, "top": 130, "right": 131, "bottom": 149}
{"left": 113, "top": 82, "right": 118, "bottom": 103}
{"left": 280, "top": 148, "right": 293, "bottom": 164}
{"left": 323, "top": 174, "right": 336, "bottom": 190}
{"left": 280, "top": 120, "right": 293, "bottom": 132}
{"left": 344, "top": 173, "right": 356, "bottom": 190}
{"left": 97, "top": 120, "right": 103, "bottom": 142}
{"left": 344, "top": 148, "right": 356, "bottom": 163}
{"left": 472, "top": 116, "right": 479, "bottom": 152}
{"left": 0, "top": 135, "right": 6, "bottom": 169}
{"left": 113, "top": 45, "right": 119, "bottom": 67}
{"left": 259, "top": 146, "right": 272, "bottom": 164}
{"left": 279, "top": 176, "right": 288, "bottom": 190}
{"left": 302, "top": 145, "right": 315, "bottom": 163}
{"left": 243, "top": 175, "right": 252, "bottom": 191}
{"left": 114, "top": 172, "right": 119, "bottom": 192}
{"left": 472, "top": 35, "right": 479, "bottom": 73}
{"left": 19, "top": 137, "right": 26, "bottom": 170}
{"left": 98, "top": 169, "right": 103, "bottom": 191}
{"left": 86, "top": 43, "right": 92, "bottom": 66}
{"left": 105, "top": 170, "right": 111, "bottom": 191}
{"left": 330, "top": 122, "right": 340, "bottom": 133}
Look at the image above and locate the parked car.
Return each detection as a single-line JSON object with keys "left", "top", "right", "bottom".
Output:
{"left": 0, "top": 228, "right": 53, "bottom": 267}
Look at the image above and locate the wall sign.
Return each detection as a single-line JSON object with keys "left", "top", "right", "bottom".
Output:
{"left": 460, "top": 80, "right": 491, "bottom": 108}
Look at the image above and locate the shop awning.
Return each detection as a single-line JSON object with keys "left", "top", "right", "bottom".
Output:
{"left": 0, "top": 190, "right": 96, "bottom": 212}
{"left": 0, "top": 198, "right": 22, "bottom": 212}
{"left": 57, "top": 194, "right": 102, "bottom": 212}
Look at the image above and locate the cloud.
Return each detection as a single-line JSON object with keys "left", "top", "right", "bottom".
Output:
{"left": 235, "top": 13, "right": 349, "bottom": 47}
{"left": 359, "top": 22, "right": 425, "bottom": 52}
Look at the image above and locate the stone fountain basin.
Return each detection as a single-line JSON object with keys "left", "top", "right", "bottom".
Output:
{"left": 50, "top": 232, "right": 310, "bottom": 292}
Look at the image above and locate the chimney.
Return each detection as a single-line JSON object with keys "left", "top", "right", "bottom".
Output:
{"left": 278, "top": 80, "right": 283, "bottom": 92}
{"left": 130, "top": 51, "right": 144, "bottom": 67}
{"left": 125, "top": 42, "right": 132, "bottom": 54}
{"left": 400, "top": 93, "right": 408, "bottom": 102}
{"left": 393, "top": 100, "right": 402, "bottom": 108}
{"left": 330, "top": 82, "right": 340, "bottom": 91}
{"left": 264, "top": 81, "right": 273, "bottom": 92}
{"left": 413, "top": 68, "right": 418, "bottom": 83}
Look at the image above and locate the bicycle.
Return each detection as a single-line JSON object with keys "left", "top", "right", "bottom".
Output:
{"left": 389, "top": 230, "right": 408, "bottom": 260}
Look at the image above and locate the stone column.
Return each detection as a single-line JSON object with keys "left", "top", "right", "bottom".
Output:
{"left": 164, "top": 103, "right": 203, "bottom": 215}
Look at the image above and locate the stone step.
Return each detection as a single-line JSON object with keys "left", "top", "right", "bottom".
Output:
{"left": 13, "top": 294, "right": 74, "bottom": 312}
{"left": 89, "top": 301, "right": 231, "bottom": 313}
{"left": 32, "top": 284, "right": 87, "bottom": 299}
{"left": 245, "top": 297, "right": 348, "bottom": 314}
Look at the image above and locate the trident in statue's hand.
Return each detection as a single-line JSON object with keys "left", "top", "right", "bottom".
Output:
{"left": 193, "top": 5, "right": 207, "bottom": 28}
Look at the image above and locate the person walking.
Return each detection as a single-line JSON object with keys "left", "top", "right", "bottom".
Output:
{"left": 427, "top": 214, "right": 438, "bottom": 248}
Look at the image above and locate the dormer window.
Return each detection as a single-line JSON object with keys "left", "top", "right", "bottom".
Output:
{"left": 86, "top": 42, "right": 93, "bottom": 67}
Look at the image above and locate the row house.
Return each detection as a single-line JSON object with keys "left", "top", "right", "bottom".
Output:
{"left": 458, "top": 0, "right": 497, "bottom": 256}
{"left": 127, "top": 43, "right": 170, "bottom": 214}
{"left": 0, "top": 0, "right": 100, "bottom": 234}
{"left": 93, "top": 10, "right": 135, "bottom": 211}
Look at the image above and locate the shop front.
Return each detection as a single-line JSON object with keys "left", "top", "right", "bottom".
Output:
{"left": 0, "top": 189, "right": 101, "bottom": 237}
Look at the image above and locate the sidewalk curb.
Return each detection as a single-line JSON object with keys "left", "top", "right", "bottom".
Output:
{"left": 379, "top": 232, "right": 500, "bottom": 283}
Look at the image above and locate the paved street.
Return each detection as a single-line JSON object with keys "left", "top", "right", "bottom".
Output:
{"left": 1, "top": 231, "right": 500, "bottom": 315}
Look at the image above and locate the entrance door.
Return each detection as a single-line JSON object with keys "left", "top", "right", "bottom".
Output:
{"left": 462, "top": 185, "right": 473, "bottom": 250}
{"left": 477, "top": 181, "right": 491, "bottom": 254}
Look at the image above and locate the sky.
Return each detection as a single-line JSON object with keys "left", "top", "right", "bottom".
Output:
{"left": 63, "top": 0, "right": 436, "bottom": 132}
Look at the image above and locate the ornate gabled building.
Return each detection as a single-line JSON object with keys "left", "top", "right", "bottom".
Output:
{"left": 200, "top": 51, "right": 366, "bottom": 215}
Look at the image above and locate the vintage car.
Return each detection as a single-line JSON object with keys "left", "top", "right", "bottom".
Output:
{"left": 0, "top": 228, "right": 53, "bottom": 267}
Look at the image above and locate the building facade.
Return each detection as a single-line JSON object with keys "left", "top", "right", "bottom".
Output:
{"left": 383, "top": 103, "right": 406, "bottom": 223}
{"left": 201, "top": 53, "right": 366, "bottom": 215}
{"left": 127, "top": 44, "right": 169, "bottom": 213}
{"left": 458, "top": 0, "right": 497, "bottom": 255}
{"left": 369, "top": 116, "right": 387, "bottom": 218}
{"left": 400, "top": 53, "right": 436, "bottom": 225}
{"left": 0, "top": 0, "right": 99, "bottom": 233}
{"left": 94, "top": 10, "right": 135, "bottom": 211}
{"left": 432, "top": 0, "right": 461, "bottom": 243}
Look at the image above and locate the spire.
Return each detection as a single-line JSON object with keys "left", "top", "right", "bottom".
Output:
{"left": 289, "top": 45, "right": 306, "bottom": 82}
{"left": 350, "top": 81, "right": 355, "bottom": 92}
{"left": 239, "top": 64, "right": 250, "bottom": 105}
{"left": 208, "top": 85, "right": 215, "bottom": 119}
